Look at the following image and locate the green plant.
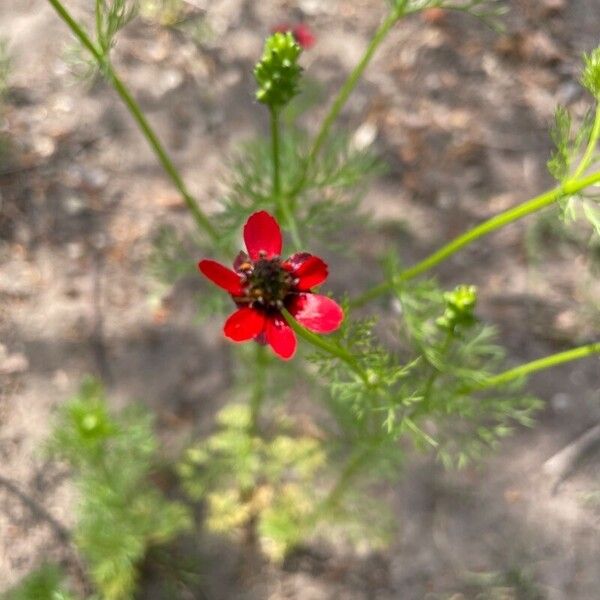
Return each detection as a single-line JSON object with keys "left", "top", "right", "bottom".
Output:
{"left": 2, "top": 565, "right": 74, "bottom": 600}
{"left": 41, "top": 0, "right": 600, "bottom": 590}
{"left": 47, "top": 378, "right": 192, "bottom": 600}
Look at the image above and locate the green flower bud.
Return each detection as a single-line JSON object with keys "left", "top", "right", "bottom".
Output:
{"left": 254, "top": 32, "right": 302, "bottom": 108}
{"left": 582, "top": 47, "right": 600, "bottom": 98}
{"left": 69, "top": 400, "right": 115, "bottom": 443}
{"left": 436, "top": 285, "right": 478, "bottom": 333}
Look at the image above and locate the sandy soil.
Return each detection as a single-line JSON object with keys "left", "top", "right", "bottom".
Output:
{"left": 1, "top": 0, "right": 599, "bottom": 598}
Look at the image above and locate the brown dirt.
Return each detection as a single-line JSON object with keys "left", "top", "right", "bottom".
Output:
{"left": 1, "top": 1, "right": 599, "bottom": 598}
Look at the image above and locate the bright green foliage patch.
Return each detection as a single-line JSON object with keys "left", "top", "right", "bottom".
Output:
{"left": 582, "top": 47, "right": 600, "bottom": 99}
{"left": 1, "top": 565, "right": 74, "bottom": 600}
{"left": 48, "top": 378, "right": 192, "bottom": 600}
{"left": 310, "top": 280, "right": 542, "bottom": 469}
{"left": 179, "top": 404, "right": 326, "bottom": 561}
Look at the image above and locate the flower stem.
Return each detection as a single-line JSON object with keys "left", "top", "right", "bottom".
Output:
{"left": 477, "top": 342, "right": 600, "bottom": 390}
{"left": 47, "top": 0, "right": 219, "bottom": 243}
{"left": 351, "top": 170, "right": 600, "bottom": 308}
{"left": 318, "top": 442, "right": 378, "bottom": 514}
{"left": 308, "top": 9, "right": 401, "bottom": 165}
{"left": 270, "top": 106, "right": 282, "bottom": 198}
{"left": 270, "top": 106, "right": 302, "bottom": 249}
{"left": 249, "top": 344, "right": 268, "bottom": 435}
{"left": 289, "top": 7, "right": 403, "bottom": 198}
{"left": 281, "top": 309, "right": 370, "bottom": 385}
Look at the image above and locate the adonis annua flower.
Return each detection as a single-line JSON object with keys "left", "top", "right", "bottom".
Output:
{"left": 199, "top": 211, "right": 343, "bottom": 360}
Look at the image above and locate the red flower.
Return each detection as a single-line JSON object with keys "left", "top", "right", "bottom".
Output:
{"left": 199, "top": 211, "right": 343, "bottom": 360}
{"left": 272, "top": 23, "right": 316, "bottom": 49}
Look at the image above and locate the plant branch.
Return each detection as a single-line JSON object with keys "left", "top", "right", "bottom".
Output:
{"left": 270, "top": 106, "right": 301, "bottom": 248}
{"left": 281, "top": 309, "right": 370, "bottom": 385}
{"left": 318, "top": 443, "right": 377, "bottom": 513}
{"left": 47, "top": 0, "right": 219, "bottom": 242}
{"left": 270, "top": 106, "right": 282, "bottom": 200}
{"left": 351, "top": 171, "right": 600, "bottom": 308}
{"left": 249, "top": 344, "right": 268, "bottom": 435}
{"left": 289, "top": 7, "right": 403, "bottom": 197}
{"left": 477, "top": 341, "right": 600, "bottom": 389}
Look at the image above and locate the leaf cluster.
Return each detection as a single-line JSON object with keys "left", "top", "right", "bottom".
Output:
{"left": 308, "top": 310, "right": 417, "bottom": 445}
{"left": 48, "top": 378, "right": 191, "bottom": 600}
{"left": 307, "top": 280, "right": 542, "bottom": 473}
{"left": 547, "top": 106, "right": 592, "bottom": 183}
{"left": 1, "top": 564, "right": 74, "bottom": 600}
{"left": 582, "top": 47, "right": 600, "bottom": 99}
{"left": 547, "top": 103, "right": 600, "bottom": 238}
{"left": 178, "top": 403, "right": 326, "bottom": 561}
{"left": 95, "top": 0, "right": 138, "bottom": 57}
{"left": 214, "top": 130, "right": 382, "bottom": 254}
{"left": 393, "top": 280, "right": 543, "bottom": 466}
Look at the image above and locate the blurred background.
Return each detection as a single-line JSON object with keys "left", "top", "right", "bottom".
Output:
{"left": 1, "top": 0, "right": 599, "bottom": 598}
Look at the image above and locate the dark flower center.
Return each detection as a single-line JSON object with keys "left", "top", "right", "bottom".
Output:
{"left": 246, "top": 257, "right": 293, "bottom": 308}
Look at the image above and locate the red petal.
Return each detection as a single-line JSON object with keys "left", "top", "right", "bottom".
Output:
{"left": 266, "top": 314, "right": 297, "bottom": 360}
{"left": 199, "top": 260, "right": 244, "bottom": 295}
{"left": 233, "top": 251, "right": 250, "bottom": 272}
{"left": 288, "top": 293, "right": 344, "bottom": 334}
{"left": 223, "top": 307, "right": 266, "bottom": 342}
{"left": 243, "top": 211, "right": 282, "bottom": 260}
{"left": 285, "top": 252, "right": 328, "bottom": 290}
{"left": 292, "top": 24, "right": 316, "bottom": 49}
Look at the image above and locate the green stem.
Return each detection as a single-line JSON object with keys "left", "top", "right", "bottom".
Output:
{"left": 319, "top": 443, "right": 377, "bottom": 513}
{"left": 478, "top": 342, "right": 600, "bottom": 390}
{"left": 270, "top": 106, "right": 282, "bottom": 198}
{"left": 289, "top": 7, "right": 403, "bottom": 198}
{"left": 47, "top": 0, "right": 218, "bottom": 242}
{"left": 95, "top": 0, "right": 103, "bottom": 50}
{"left": 281, "top": 309, "right": 370, "bottom": 384}
{"left": 351, "top": 171, "right": 600, "bottom": 308}
{"left": 48, "top": 0, "right": 104, "bottom": 60}
{"left": 572, "top": 103, "right": 600, "bottom": 179}
{"left": 249, "top": 345, "right": 268, "bottom": 435}
{"left": 270, "top": 107, "right": 302, "bottom": 249}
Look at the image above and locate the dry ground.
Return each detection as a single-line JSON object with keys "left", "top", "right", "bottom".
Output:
{"left": 1, "top": 0, "right": 600, "bottom": 598}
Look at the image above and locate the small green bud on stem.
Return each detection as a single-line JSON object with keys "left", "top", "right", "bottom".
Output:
{"left": 254, "top": 32, "right": 303, "bottom": 108}
{"left": 436, "top": 284, "right": 478, "bottom": 333}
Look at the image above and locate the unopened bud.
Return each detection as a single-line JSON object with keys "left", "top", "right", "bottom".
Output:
{"left": 254, "top": 32, "right": 303, "bottom": 108}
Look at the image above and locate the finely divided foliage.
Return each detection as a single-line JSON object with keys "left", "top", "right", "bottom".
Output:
{"left": 8, "top": 0, "right": 600, "bottom": 595}
{"left": 47, "top": 379, "right": 191, "bottom": 600}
